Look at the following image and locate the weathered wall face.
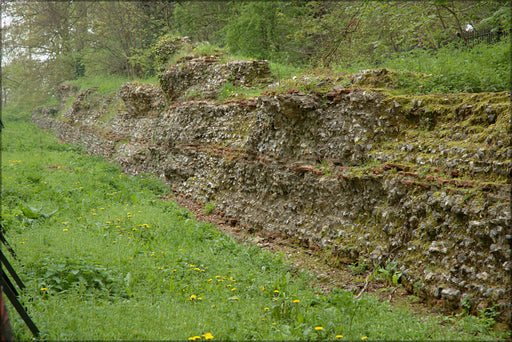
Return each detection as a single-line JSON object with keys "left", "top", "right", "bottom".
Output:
{"left": 32, "top": 58, "right": 511, "bottom": 322}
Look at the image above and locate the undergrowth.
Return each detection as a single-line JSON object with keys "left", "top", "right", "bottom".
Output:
{"left": 335, "top": 40, "right": 510, "bottom": 94}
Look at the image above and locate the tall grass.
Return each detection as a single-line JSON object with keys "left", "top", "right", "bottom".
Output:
{"left": 63, "top": 74, "right": 159, "bottom": 95}
{"left": 1, "top": 98, "right": 507, "bottom": 341}
{"left": 334, "top": 40, "right": 511, "bottom": 94}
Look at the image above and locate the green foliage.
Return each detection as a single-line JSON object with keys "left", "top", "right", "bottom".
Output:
{"left": 203, "top": 201, "right": 216, "bottom": 215}
{"left": 217, "top": 84, "right": 266, "bottom": 102}
{"left": 317, "top": 160, "right": 334, "bottom": 177}
{"left": 3, "top": 0, "right": 510, "bottom": 108}
{"left": 348, "top": 258, "right": 368, "bottom": 276}
{"left": 194, "top": 42, "right": 227, "bottom": 58}
{"left": 61, "top": 74, "right": 158, "bottom": 98}
{"left": 26, "top": 256, "right": 127, "bottom": 298}
{"left": 152, "top": 34, "right": 192, "bottom": 72}
{"left": 172, "top": 2, "right": 231, "bottom": 43}
{"left": 268, "top": 61, "right": 305, "bottom": 83}
{"left": 374, "top": 261, "right": 403, "bottom": 286}
{"left": 224, "top": 2, "right": 286, "bottom": 61}
{"left": 378, "top": 40, "right": 511, "bottom": 93}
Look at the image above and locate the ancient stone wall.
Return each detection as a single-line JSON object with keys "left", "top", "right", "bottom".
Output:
{"left": 32, "top": 58, "right": 511, "bottom": 322}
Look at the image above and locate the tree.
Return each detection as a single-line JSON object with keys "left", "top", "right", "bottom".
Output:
{"left": 172, "top": 1, "right": 231, "bottom": 43}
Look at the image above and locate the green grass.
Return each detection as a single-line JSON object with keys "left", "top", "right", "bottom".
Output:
{"left": 64, "top": 74, "right": 159, "bottom": 95}
{"left": 1, "top": 104, "right": 507, "bottom": 341}
{"left": 333, "top": 40, "right": 511, "bottom": 94}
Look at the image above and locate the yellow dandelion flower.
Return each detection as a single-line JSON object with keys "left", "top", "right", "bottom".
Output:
{"left": 361, "top": 337, "right": 368, "bottom": 340}
{"left": 63, "top": 229, "right": 69, "bottom": 232}
{"left": 40, "top": 288, "right": 48, "bottom": 291}
{"left": 231, "top": 288, "right": 236, "bottom": 291}
{"left": 189, "top": 294, "right": 197, "bottom": 300}
{"left": 264, "top": 307, "right": 269, "bottom": 310}
{"left": 202, "top": 332, "right": 214, "bottom": 340}
{"left": 188, "top": 336, "right": 200, "bottom": 341}
{"left": 315, "top": 326, "right": 323, "bottom": 331}
{"left": 292, "top": 299, "right": 300, "bottom": 303}
{"left": 273, "top": 290, "right": 279, "bottom": 293}
{"left": 260, "top": 286, "right": 264, "bottom": 291}
{"left": 336, "top": 335, "right": 343, "bottom": 339}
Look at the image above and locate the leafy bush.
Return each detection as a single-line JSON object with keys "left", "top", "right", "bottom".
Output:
{"left": 152, "top": 34, "right": 193, "bottom": 72}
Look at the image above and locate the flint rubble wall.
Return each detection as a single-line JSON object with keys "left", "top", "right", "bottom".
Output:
{"left": 32, "top": 58, "right": 511, "bottom": 322}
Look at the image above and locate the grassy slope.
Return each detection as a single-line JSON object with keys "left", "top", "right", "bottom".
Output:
{"left": 1, "top": 103, "right": 505, "bottom": 340}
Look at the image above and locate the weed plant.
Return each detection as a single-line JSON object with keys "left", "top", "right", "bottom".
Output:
{"left": 1, "top": 103, "right": 506, "bottom": 340}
